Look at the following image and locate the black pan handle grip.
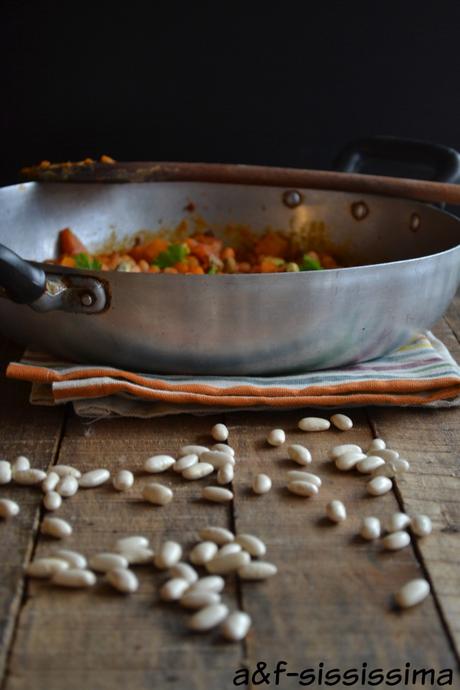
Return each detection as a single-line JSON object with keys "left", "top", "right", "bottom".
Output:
{"left": 0, "top": 243, "right": 46, "bottom": 304}
{"left": 334, "top": 136, "right": 460, "bottom": 184}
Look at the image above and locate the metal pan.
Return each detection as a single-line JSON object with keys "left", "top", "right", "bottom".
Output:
{"left": 1, "top": 136, "right": 460, "bottom": 375}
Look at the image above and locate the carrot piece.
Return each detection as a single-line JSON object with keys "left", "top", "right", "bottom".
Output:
{"left": 59, "top": 228, "right": 88, "bottom": 255}
{"left": 59, "top": 256, "right": 76, "bottom": 267}
{"left": 255, "top": 232, "right": 289, "bottom": 259}
{"left": 221, "top": 247, "right": 235, "bottom": 260}
{"left": 129, "top": 238, "right": 169, "bottom": 263}
{"left": 260, "top": 259, "right": 281, "bottom": 273}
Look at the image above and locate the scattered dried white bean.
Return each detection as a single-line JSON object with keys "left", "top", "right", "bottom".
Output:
{"left": 211, "top": 444, "right": 235, "bottom": 456}
{"left": 286, "top": 470, "right": 322, "bottom": 487}
{"left": 267, "top": 428, "right": 285, "bottom": 447}
{"left": 182, "top": 462, "right": 214, "bottom": 480}
{"left": 329, "top": 444, "right": 362, "bottom": 460}
{"left": 360, "top": 516, "right": 381, "bottom": 540}
{"left": 42, "top": 471, "right": 60, "bottom": 493}
{"left": 235, "top": 534, "right": 266, "bottom": 557}
{"left": 382, "top": 530, "right": 411, "bottom": 551}
{"left": 367, "top": 438, "right": 386, "bottom": 452}
{"left": 287, "top": 480, "right": 319, "bottom": 497}
{"left": 217, "top": 543, "right": 241, "bottom": 557}
{"left": 89, "top": 553, "right": 129, "bottom": 572}
{"left": 200, "top": 450, "right": 235, "bottom": 469}
{"left": 211, "top": 423, "right": 229, "bottom": 442}
{"left": 12, "top": 456, "right": 30, "bottom": 473}
{"left": 206, "top": 550, "right": 250, "bottom": 574}
{"left": 179, "top": 445, "right": 209, "bottom": 457}
{"left": 78, "top": 469, "right": 110, "bottom": 488}
{"left": 144, "top": 455, "right": 175, "bottom": 473}
{"left": 221, "top": 610, "right": 252, "bottom": 641}
{"left": 190, "top": 541, "right": 218, "bottom": 566}
{"left": 0, "top": 498, "right": 20, "bottom": 518}
{"left": 53, "top": 465, "right": 81, "bottom": 478}
{"left": 188, "top": 603, "right": 229, "bottom": 631}
{"left": 387, "top": 512, "right": 411, "bottom": 533}
{"left": 27, "top": 558, "right": 69, "bottom": 578}
{"left": 160, "top": 577, "right": 190, "bottom": 601}
{"left": 121, "top": 547, "right": 155, "bottom": 565}
{"left": 0, "top": 460, "right": 12, "bottom": 485}
{"left": 41, "top": 516, "right": 72, "bottom": 538}
{"left": 170, "top": 562, "right": 198, "bottom": 584}
{"left": 154, "top": 541, "right": 182, "bottom": 569}
{"left": 326, "top": 500, "right": 347, "bottom": 523}
{"left": 52, "top": 568, "right": 96, "bottom": 588}
{"left": 106, "top": 567, "right": 138, "bottom": 593}
{"left": 298, "top": 417, "right": 330, "bottom": 432}
{"left": 335, "top": 451, "right": 366, "bottom": 471}
{"left": 238, "top": 561, "right": 278, "bottom": 580}
{"left": 217, "top": 462, "right": 234, "bottom": 485}
{"left": 113, "top": 470, "right": 134, "bottom": 491}
{"left": 14, "top": 469, "right": 47, "bottom": 485}
{"left": 287, "top": 444, "right": 312, "bottom": 466}
{"left": 202, "top": 486, "right": 233, "bottom": 503}
{"left": 411, "top": 514, "right": 432, "bottom": 537}
{"left": 367, "top": 476, "right": 393, "bottom": 496}
{"left": 330, "top": 414, "right": 353, "bottom": 431}
{"left": 54, "top": 549, "right": 87, "bottom": 569}
{"left": 180, "top": 591, "right": 221, "bottom": 609}
{"left": 143, "top": 482, "right": 173, "bottom": 505}
{"left": 198, "top": 526, "right": 234, "bottom": 545}
{"left": 43, "top": 491, "right": 62, "bottom": 511}
{"left": 188, "top": 575, "right": 225, "bottom": 593}
{"left": 173, "top": 454, "right": 199, "bottom": 473}
{"left": 356, "top": 456, "right": 386, "bottom": 474}
{"left": 252, "top": 473, "right": 272, "bottom": 495}
{"left": 56, "top": 475, "right": 79, "bottom": 498}
{"left": 372, "top": 449, "right": 399, "bottom": 462}
{"left": 390, "top": 458, "right": 410, "bottom": 474}
{"left": 395, "top": 578, "right": 430, "bottom": 608}
{"left": 116, "top": 536, "right": 150, "bottom": 551}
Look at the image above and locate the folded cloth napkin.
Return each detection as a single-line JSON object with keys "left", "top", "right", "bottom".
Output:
{"left": 6, "top": 332, "right": 460, "bottom": 419}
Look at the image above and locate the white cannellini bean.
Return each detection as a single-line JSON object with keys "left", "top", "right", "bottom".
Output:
{"left": 287, "top": 444, "right": 312, "bottom": 466}
{"left": 211, "top": 423, "right": 229, "bottom": 442}
{"left": 106, "top": 568, "right": 139, "bottom": 593}
{"left": 143, "top": 483, "right": 173, "bottom": 505}
{"left": 286, "top": 470, "right": 322, "bottom": 487}
{"left": 326, "top": 500, "right": 347, "bottom": 523}
{"left": 121, "top": 547, "right": 155, "bottom": 565}
{"left": 53, "top": 465, "right": 81, "bottom": 478}
{"left": 252, "top": 473, "right": 272, "bottom": 495}
{"left": 267, "top": 428, "right": 285, "bottom": 447}
{"left": 0, "top": 460, "right": 12, "bottom": 485}
{"left": 144, "top": 454, "right": 175, "bottom": 473}
{"left": 113, "top": 470, "right": 134, "bottom": 491}
{"left": 206, "top": 550, "right": 250, "bottom": 575}
{"left": 235, "top": 534, "right": 266, "bottom": 557}
{"left": 335, "top": 451, "right": 366, "bottom": 471}
{"left": 202, "top": 486, "right": 233, "bottom": 503}
{"left": 54, "top": 549, "right": 87, "bottom": 569}
{"left": 387, "top": 512, "right": 411, "bottom": 533}
{"left": 160, "top": 577, "right": 190, "bottom": 601}
{"left": 182, "top": 462, "right": 214, "bottom": 480}
{"left": 189, "top": 541, "right": 218, "bottom": 566}
{"left": 173, "top": 454, "right": 199, "bottom": 473}
{"left": 298, "top": 416, "right": 330, "bottom": 432}
{"left": 116, "top": 535, "right": 150, "bottom": 551}
{"left": 56, "top": 475, "right": 79, "bottom": 498}
{"left": 221, "top": 610, "right": 252, "bottom": 641}
{"left": 330, "top": 413, "right": 353, "bottom": 431}
{"left": 41, "top": 516, "right": 72, "bottom": 538}
{"left": 390, "top": 458, "right": 410, "bottom": 474}
{"left": 188, "top": 575, "right": 225, "bottom": 593}
{"left": 42, "top": 471, "right": 60, "bottom": 493}
{"left": 180, "top": 591, "right": 221, "bottom": 609}
{"left": 217, "top": 462, "right": 234, "bottom": 485}
{"left": 238, "top": 561, "right": 278, "bottom": 580}
{"left": 367, "top": 476, "right": 393, "bottom": 496}
{"left": 329, "top": 444, "right": 362, "bottom": 460}
{"left": 356, "top": 456, "right": 386, "bottom": 474}
{"left": 200, "top": 451, "right": 235, "bottom": 469}
{"left": 188, "top": 603, "right": 229, "bottom": 632}
{"left": 372, "top": 449, "right": 399, "bottom": 462}
{"left": 360, "top": 516, "right": 381, "bottom": 540}
{"left": 154, "top": 541, "right": 182, "bottom": 569}
{"left": 411, "top": 514, "right": 433, "bottom": 537}
{"left": 395, "top": 578, "right": 430, "bottom": 608}
{"left": 14, "top": 469, "right": 47, "bottom": 485}
{"left": 52, "top": 568, "right": 96, "bottom": 588}
{"left": 89, "top": 553, "right": 129, "bottom": 572}
{"left": 12, "top": 456, "right": 30, "bottom": 473}
{"left": 287, "top": 480, "right": 319, "bottom": 497}
{"left": 382, "top": 530, "right": 411, "bottom": 551}
{"left": 211, "top": 443, "right": 235, "bottom": 456}
{"left": 78, "top": 469, "right": 110, "bottom": 488}
{"left": 0, "top": 498, "right": 20, "bottom": 518}
{"left": 170, "top": 562, "right": 198, "bottom": 584}
{"left": 367, "top": 438, "right": 386, "bottom": 452}
{"left": 198, "top": 526, "right": 234, "bottom": 545}
{"left": 43, "top": 491, "right": 62, "bottom": 511}
{"left": 179, "top": 445, "right": 209, "bottom": 457}
{"left": 26, "top": 557, "right": 69, "bottom": 578}
{"left": 218, "top": 543, "right": 242, "bottom": 556}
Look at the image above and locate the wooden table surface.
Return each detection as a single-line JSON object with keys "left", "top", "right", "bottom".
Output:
{"left": 1, "top": 300, "right": 460, "bottom": 690}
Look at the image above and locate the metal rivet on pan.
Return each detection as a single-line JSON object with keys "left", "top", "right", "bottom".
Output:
{"left": 80, "top": 293, "right": 94, "bottom": 307}
{"left": 410, "top": 212, "right": 421, "bottom": 231}
{"left": 282, "top": 190, "right": 303, "bottom": 208}
{"left": 351, "top": 201, "right": 369, "bottom": 220}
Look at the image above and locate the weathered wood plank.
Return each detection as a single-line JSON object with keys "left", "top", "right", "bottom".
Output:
{"left": 0, "top": 337, "right": 65, "bottom": 682}
{"left": 3, "top": 414, "right": 242, "bottom": 690}
{"left": 229, "top": 409, "right": 458, "bottom": 686}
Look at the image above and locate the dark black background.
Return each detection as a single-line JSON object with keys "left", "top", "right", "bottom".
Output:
{"left": 2, "top": 0, "right": 460, "bottom": 185}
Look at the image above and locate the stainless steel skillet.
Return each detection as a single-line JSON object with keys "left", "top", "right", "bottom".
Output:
{"left": 1, "top": 137, "right": 460, "bottom": 375}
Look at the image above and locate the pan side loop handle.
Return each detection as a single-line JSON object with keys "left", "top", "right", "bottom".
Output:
{"left": 334, "top": 136, "right": 460, "bottom": 184}
{"left": 0, "top": 243, "right": 46, "bottom": 304}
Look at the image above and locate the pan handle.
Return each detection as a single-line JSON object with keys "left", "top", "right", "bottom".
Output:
{"left": 0, "top": 242, "right": 109, "bottom": 313}
{"left": 334, "top": 136, "right": 460, "bottom": 184}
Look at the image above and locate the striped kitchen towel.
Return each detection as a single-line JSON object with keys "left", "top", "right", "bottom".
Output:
{"left": 5, "top": 331, "right": 460, "bottom": 418}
